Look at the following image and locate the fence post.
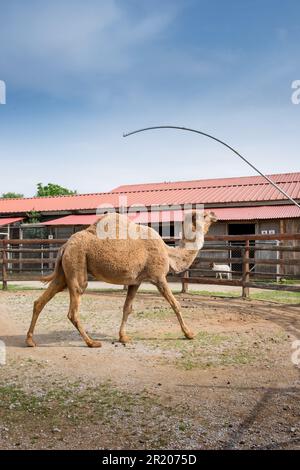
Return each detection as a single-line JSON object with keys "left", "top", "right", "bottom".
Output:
{"left": 242, "top": 240, "right": 250, "bottom": 298}
{"left": 2, "top": 239, "right": 8, "bottom": 290}
{"left": 181, "top": 270, "right": 189, "bottom": 293}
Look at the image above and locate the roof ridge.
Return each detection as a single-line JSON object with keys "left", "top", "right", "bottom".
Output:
{"left": 111, "top": 172, "right": 300, "bottom": 192}
{"left": 111, "top": 176, "right": 300, "bottom": 194}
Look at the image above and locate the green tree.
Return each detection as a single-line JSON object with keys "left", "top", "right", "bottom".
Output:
{"left": 1, "top": 192, "right": 24, "bottom": 199}
{"left": 25, "top": 210, "right": 41, "bottom": 224}
{"left": 36, "top": 183, "right": 77, "bottom": 197}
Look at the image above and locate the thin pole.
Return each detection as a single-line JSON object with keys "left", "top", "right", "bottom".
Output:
{"left": 123, "top": 125, "right": 300, "bottom": 209}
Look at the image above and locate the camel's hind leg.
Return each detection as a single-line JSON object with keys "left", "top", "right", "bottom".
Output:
{"left": 26, "top": 276, "right": 66, "bottom": 347}
{"left": 119, "top": 284, "right": 140, "bottom": 343}
{"left": 155, "top": 279, "right": 194, "bottom": 340}
{"left": 67, "top": 284, "right": 101, "bottom": 348}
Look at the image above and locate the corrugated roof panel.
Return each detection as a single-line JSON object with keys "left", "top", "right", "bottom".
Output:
{"left": 43, "top": 205, "right": 300, "bottom": 227}
{"left": 0, "top": 172, "right": 299, "bottom": 214}
{"left": 0, "top": 217, "right": 24, "bottom": 227}
{"left": 111, "top": 172, "right": 300, "bottom": 193}
{"left": 43, "top": 215, "right": 101, "bottom": 226}
{"left": 214, "top": 205, "right": 300, "bottom": 220}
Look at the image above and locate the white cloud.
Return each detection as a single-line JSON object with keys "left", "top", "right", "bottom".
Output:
{"left": 0, "top": 1, "right": 299, "bottom": 197}
{"left": 0, "top": 0, "right": 176, "bottom": 96}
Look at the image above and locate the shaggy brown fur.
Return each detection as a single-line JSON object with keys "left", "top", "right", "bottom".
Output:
{"left": 26, "top": 211, "right": 217, "bottom": 348}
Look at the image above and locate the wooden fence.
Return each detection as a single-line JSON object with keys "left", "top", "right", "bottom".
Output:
{"left": 180, "top": 233, "right": 300, "bottom": 297}
{"left": 1, "top": 234, "right": 300, "bottom": 298}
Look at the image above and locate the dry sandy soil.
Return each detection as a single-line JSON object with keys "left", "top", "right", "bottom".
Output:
{"left": 0, "top": 288, "right": 300, "bottom": 450}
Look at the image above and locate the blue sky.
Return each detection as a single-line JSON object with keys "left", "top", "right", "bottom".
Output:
{"left": 0, "top": 0, "right": 299, "bottom": 196}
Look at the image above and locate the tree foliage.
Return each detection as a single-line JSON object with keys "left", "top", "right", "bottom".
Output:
{"left": 36, "top": 183, "right": 77, "bottom": 197}
{"left": 1, "top": 192, "right": 24, "bottom": 199}
{"left": 26, "top": 210, "right": 41, "bottom": 224}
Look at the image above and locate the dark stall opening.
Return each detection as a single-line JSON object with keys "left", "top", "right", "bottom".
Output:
{"left": 228, "top": 223, "right": 256, "bottom": 236}
{"left": 228, "top": 223, "right": 256, "bottom": 273}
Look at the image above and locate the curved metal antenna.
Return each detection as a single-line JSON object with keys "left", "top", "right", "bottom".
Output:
{"left": 123, "top": 125, "right": 300, "bottom": 209}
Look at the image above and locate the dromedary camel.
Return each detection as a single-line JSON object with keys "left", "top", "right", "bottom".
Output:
{"left": 26, "top": 210, "right": 217, "bottom": 348}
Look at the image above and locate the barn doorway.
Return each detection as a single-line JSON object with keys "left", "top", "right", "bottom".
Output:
{"left": 228, "top": 223, "right": 256, "bottom": 236}
{"left": 228, "top": 223, "right": 256, "bottom": 274}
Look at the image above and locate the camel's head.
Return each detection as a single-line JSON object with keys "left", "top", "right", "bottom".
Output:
{"left": 183, "top": 210, "right": 217, "bottom": 249}
{"left": 203, "top": 211, "right": 218, "bottom": 234}
{"left": 188, "top": 210, "right": 217, "bottom": 234}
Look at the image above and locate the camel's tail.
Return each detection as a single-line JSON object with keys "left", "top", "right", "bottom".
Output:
{"left": 40, "top": 244, "right": 66, "bottom": 284}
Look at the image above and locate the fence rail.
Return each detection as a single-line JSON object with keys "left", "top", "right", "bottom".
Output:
{"left": 1, "top": 234, "right": 300, "bottom": 297}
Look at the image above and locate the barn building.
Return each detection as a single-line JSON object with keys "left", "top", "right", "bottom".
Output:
{"left": 1, "top": 172, "right": 300, "bottom": 278}
{"left": 0, "top": 172, "right": 300, "bottom": 240}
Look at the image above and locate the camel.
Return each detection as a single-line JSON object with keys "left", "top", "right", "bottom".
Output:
{"left": 26, "top": 210, "right": 217, "bottom": 348}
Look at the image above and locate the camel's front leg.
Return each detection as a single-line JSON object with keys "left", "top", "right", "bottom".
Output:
{"left": 68, "top": 288, "right": 101, "bottom": 348}
{"left": 156, "top": 279, "right": 194, "bottom": 340}
{"left": 119, "top": 284, "right": 140, "bottom": 343}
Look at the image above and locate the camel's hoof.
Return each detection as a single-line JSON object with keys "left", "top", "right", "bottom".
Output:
{"left": 87, "top": 340, "right": 102, "bottom": 348}
{"left": 185, "top": 331, "right": 195, "bottom": 340}
{"left": 119, "top": 335, "right": 131, "bottom": 344}
{"left": 26, "top": 337, "right": 36, "bottom": 347}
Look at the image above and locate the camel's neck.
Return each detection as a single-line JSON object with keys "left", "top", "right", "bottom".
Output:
{"left": 167, "top": 239, "right": 201, "bottom": 274}
{"left": 167, "top": 225, "right": 206, "bottom": 273}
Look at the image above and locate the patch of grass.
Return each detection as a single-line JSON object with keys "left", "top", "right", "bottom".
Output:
{"left": 250, "top": 290, "right": 300, "bottom": 304}
{"left": 0, "top": 385, "right": 49, "bottom": 415}
{"left": 2, "top": 284, "right": 44, "bottom": 291}
{"left": 0, "top": 379, "right": 196, "bottom": 449}
{"left": 144, "top": 330, "right": 263, "bottom": 371}
{"left": 143, "top": 330, "right": 248, "bottom": 371}
{"left": 187, "top": 290, "right": 241, "bottom": 298}
{"left": 185, "top": 288, "right": 300, "bottom": 304}
{"left": 162, "top": 330, "right": 228, "bottom": 348}
{"left": 219, "top": 348, "right": 257, "bottom": 366}
{"left": 0, "top": 381, "right": 151, "bottom": 427}
{"left": 178, "top": 345, "right": 257, "bottom": 370}
{"left": 136, "top": 308, "right": 172, "bottom": 320}
{"left": 196, "top": 331, "right": 228, "bottom": 346}
{"left": 130, "top": 327, "right": 247, "bottom": 371}
{"left": 254, "top": 278, "right": 300, "bottom": 285}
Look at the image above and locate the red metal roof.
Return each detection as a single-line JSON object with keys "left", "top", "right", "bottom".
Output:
{"left": 43, "top": 212, "right": 185, "bottom": 226}
{"left": 43, "top": 215, "right": 101, "bottom": 226}
{"left": 0, "top": 217, "right": 24, "bottom": 227}
{"left": 111, "top": 172, "right": 300, "bottom": 193}
{"left": 43, "top": 205, "right": 300, "bottom": 226}
{"left": 0, "top": 172, "right": 299, "bottom": 214}
{"left": 0, "top": 193, "right": 111, "bottom": 214}
{"left": 111, "top": 172, "right": 300, "bottom": 205}
{"left": 130, "top": 210, "right": 184, "bottom": 224}
{"left": 133, "top": 205, "right": 300, "bottom": 222}
{"left": 213, "top": 205, "right": 300, "bottom": 221}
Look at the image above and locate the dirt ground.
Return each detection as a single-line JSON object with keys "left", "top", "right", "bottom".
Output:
{"left": 0, "top": 289, "right": 300, "bottom": 450}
